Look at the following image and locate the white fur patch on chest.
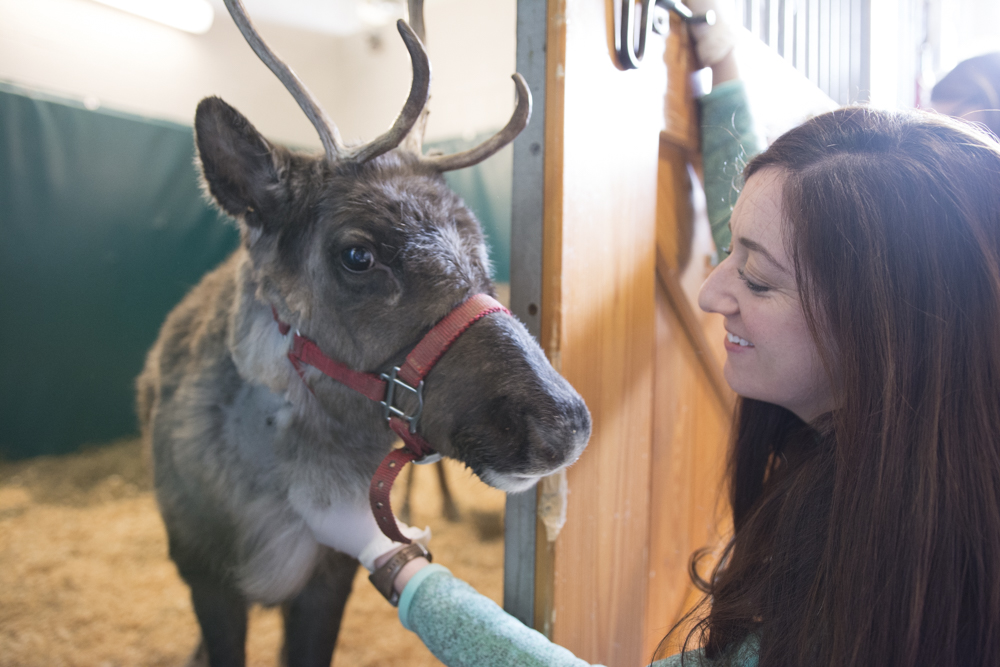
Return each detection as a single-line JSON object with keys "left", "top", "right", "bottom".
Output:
{"left": 230, "top": 309, "right": 295, "bottom": 394}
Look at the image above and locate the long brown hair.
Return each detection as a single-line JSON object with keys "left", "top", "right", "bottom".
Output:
{"left": 672, "top": 108, "right": 1000, "bottom": 666}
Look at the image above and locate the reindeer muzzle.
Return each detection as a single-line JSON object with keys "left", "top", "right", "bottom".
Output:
{"left": 274, "top": 294, "right": 510, "bottom": 543}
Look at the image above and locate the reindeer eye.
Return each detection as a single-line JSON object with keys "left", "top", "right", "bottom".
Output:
{"left": 341, "top": 246, "right": 375, "bottom": 272}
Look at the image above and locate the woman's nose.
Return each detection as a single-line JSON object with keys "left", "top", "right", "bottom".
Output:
{"left": 698, "top": 259, "right": 738, "bottom": 316}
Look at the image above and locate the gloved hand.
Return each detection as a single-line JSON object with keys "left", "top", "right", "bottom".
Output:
{"left": 291, "top": 491, "right": 430, "bottom": 572}
{"left": 683, "top": 0, "right": 740, "bottom": 68}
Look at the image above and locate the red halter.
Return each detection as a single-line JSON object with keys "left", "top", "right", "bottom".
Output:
{"left": 274, "top": 294, "right": 510, "bottom": 543}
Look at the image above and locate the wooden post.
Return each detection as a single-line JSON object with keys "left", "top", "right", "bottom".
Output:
{"left": 540, "top": 1, "right": 665, "bottom": 664}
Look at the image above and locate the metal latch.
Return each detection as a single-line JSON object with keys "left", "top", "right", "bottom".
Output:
{"left": 379, "top": 366, "right": 424, "bottom": 434}
{"left": 616, "top": 0, "right": 716, "bottom": 70}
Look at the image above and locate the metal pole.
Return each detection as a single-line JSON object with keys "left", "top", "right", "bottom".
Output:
{"left": 504, "top": 0, "right": 548, "bottom": 629}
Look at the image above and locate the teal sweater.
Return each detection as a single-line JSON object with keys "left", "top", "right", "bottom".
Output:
{"left": 699, "top": 80, "right": 762, "bottom": 257}
{"left": 396, "top": 80, "right": 763, "bottom": 667}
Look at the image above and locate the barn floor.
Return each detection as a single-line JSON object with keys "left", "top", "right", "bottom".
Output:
{"left": 0, "top": 438, "right": 506, "bottom": 667}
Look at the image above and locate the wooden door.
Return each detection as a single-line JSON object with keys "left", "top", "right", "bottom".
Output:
{"left": 645, "top": 23, "right": 735, "bottom": 657}
{"left": 505, "top": 3, "right": 733, "bottom": 665}
{"left": 542, "top": 0, "right": 663, "bottom": 661}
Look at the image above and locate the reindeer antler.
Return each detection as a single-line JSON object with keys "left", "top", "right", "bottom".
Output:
{"left": 400, "top": 0, "right": 430, "bottom": 155}
{"left": 407, "top": 0, "right": 426, "bottom": 43}
{"left": 399, "top": 0, "right": 532, "bottom": 171}
{"left": 222, "top": 0, "right": 344, "bottom": 161}
{"left": 351, "top": 20, "right": 432, "bottom": 164}
{"left": 221, "top": 0, "right": 430, "bottom": 165}
{"left": 419, "top": 74, "right": 532, "bottom": 172}
{"left": 223, "top": 0, "right": 528, "bottom": 171}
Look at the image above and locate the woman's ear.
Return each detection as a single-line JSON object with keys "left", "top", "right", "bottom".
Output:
{"left": 194, "top": 96, "right": 284, "bottom": 233}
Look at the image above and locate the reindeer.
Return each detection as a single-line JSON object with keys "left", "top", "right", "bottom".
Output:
{"left": 136, "top": 1, "right": 591, "bottom": 665}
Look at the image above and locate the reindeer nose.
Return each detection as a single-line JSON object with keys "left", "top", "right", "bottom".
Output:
{"left": 530, "top": 426, "right": 564, "bottom": 466}
{"left": 527, "top": 400, "right": 591, "bottom": 470}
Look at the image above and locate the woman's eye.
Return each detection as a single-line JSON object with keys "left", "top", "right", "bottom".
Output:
{"left": 737, "top": 267, "right": 770, "bottom": 294}
{"left": 340, "top": 246, "right": 375, "bottom": 272}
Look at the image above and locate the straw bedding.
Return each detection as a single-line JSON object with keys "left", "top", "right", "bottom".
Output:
{"left": 0, "top": 438, "right": 506, "bottom": 667}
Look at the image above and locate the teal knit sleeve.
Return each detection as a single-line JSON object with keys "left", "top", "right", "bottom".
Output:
{"left": 699, "top": 80, "right": 764, "bottom": 258}
{"left": 398, "top": 565, "right": 603, "bottom": 667}
{"left": 397, "top": 567, "right": 758, "bottom": 667}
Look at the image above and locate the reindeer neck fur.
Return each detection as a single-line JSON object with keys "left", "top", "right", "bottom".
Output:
{"left": 226, "top": 249, "right": 396, "bottom": 504}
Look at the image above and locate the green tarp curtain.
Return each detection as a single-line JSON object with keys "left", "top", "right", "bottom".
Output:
{"left": 0, "top": 83, "right": 512, "bottom": 459}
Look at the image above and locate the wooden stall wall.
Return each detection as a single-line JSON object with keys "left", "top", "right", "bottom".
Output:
{"left": 535, "top": 2, "right": 733, "bottom": 664}
{"left": 540, "top": 1, "right": 663, "bottom": 664}
{"left": 645, "top": 16, "right": 735, "bottom": 660}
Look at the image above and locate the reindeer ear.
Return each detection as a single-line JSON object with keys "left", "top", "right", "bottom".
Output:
{"left": 195, "top": 96, "right": 282, "bottom": 231}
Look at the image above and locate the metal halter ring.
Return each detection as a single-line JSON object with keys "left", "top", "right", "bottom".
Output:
{"left": 379, "top": 366, "right": 424, "bottom": 434}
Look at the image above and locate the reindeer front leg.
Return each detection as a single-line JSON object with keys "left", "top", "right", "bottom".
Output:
{"left": 184, "top": 571, "right": 249, "bottom": 667}
{"left": 280, "top": 549, "right": 358, "bottom": 667}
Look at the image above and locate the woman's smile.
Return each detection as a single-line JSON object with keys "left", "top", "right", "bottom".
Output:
{"left": 725, "top": 332, "right": 754, "bottom": 348}
{"left": 699, "top": 167, "right": 835, "bottom": 423}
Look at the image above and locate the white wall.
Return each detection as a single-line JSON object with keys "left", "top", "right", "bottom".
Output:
{"left": 869, "top": 0, "right": 999, "bottom": 110}
{"left": 0, "top": 0, "right": 516, "bottom": 148}
{"left": 935, "top": 0, "right": 1000, "bottom": 76}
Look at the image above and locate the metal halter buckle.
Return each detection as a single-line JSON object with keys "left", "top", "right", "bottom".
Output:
{"left": 379, "top": 366, "right": 424, "bottom": 434}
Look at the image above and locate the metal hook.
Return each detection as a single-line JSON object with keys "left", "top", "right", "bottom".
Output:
{"left": 615, "top": 0, "right": 652, "bottom": 70}
{"left": 615, "top": 0, "right": 716, "bottom": 70}
{"left": 655, "top": 0, "right": 716, "bottom": 29}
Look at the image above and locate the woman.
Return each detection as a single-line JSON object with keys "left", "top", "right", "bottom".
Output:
{"left": 307, "top": 29, "right": 1000, "bottom": 667}
{"left": 684, "top": 106, "right": 1000, "bottom": 666}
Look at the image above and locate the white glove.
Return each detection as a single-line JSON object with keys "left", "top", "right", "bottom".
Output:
{"left": 683, "top": 0, "right": 740, "bottom": 67}
{"left": 290, "top": 491, "right": 430, "bottom": 572}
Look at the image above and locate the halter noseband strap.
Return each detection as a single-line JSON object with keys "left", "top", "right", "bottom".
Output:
{"left": 274, "top": 294, "right": 510, "bottom": 543}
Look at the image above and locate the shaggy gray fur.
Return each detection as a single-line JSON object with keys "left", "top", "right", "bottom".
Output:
{"left": 137, "top": 97, "right": 590, "bottom": 667}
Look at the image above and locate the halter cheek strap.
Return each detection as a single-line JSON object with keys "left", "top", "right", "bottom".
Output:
{"left": 274, "top": 293, "right": 510, "bottom": 543}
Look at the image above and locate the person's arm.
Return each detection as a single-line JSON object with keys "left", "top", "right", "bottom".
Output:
{"left": 709, "top": 51, "right": 739, "bottom": 86}
{"left": 684, "top": 0, "right": 764, "bottom": 258}
{"left": 394, "top": 562, "right": 602, "bottom": 667}
{"left": 302, "top": 496, "right": 605, "bottom": 667}
{"left": 699, "top": 74, "right": 761, "bottom": 258}
{"left": 398, "top": 562, "right": 756, "bottom": 667}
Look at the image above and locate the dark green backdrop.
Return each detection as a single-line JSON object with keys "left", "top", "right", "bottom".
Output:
{"left": 0, "top": 82, "right": 511, "bottom": 459}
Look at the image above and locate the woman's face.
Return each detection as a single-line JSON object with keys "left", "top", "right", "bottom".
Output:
{"left": 698, "top": 167, "right": 835, "bottom": 423}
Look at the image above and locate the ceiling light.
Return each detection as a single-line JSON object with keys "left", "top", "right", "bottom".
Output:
{"left": 91, "top": 0, "right": 215, "bottom": 35}
{"left": 357, "top": 0, "right": 405, "bottom": 28}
